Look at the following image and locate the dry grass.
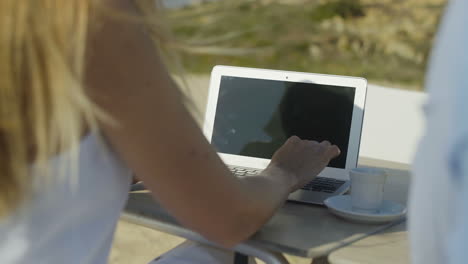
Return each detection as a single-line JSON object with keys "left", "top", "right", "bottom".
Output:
{"left": 166, "top": 0, "right": 447, "bottom": 90}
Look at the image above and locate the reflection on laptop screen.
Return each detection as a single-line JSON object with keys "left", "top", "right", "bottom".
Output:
{"left": 211, "top": 76, "right": 356, "bottom": 169}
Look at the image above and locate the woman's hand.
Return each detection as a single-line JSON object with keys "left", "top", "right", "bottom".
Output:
{"left": 265, "top": 136, "right": 341, "bottom": 192}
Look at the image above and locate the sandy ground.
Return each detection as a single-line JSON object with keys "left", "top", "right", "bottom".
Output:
{"left": 109, "top": 220, "right": 312, "bottom": 264}
{"left": 108, "top": 75, "right": 313, "bottom": 263}
{"left": 109, "top": 221, "right": 184, "bottom": 264}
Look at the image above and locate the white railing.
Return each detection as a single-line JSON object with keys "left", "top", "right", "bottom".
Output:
{"left": 360, "top": 85, "right": 426, "bottom": 166}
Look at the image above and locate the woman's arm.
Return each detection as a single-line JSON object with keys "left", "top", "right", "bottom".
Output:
{"left": 86, "top": 0, "right": 338, "bottom": 247}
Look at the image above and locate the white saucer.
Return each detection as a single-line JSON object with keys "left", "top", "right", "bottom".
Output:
{"left": 324, "top": 195, "right": 407, "bottom": 224}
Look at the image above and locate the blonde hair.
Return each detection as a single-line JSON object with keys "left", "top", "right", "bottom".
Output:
{"left": 0, "top": 0, "right": 172, "bottom": 217}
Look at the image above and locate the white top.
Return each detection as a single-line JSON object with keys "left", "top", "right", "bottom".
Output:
{"left": 409, "top": 0, "right": 468, "bottom": 263}
{"left": 0, "top": 134, "right": 132, "bottom": 264}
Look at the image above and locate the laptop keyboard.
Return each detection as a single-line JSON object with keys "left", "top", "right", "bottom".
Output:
{"left": 229, "top": 166, "right": 345, "bottom": 194}
{"left": 301, "top": 177, "right": 346, "bottom": 193}
{"left": 229, "top": 166, "right": 261, "bottom": 176}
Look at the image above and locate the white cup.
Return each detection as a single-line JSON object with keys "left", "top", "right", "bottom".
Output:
{"left": 350, "top": 167, "right": 387, "bottom": 213}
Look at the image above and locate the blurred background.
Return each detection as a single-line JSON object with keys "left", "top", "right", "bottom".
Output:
{"left": 162, "top": 0, "right": 447, "bottom": 91}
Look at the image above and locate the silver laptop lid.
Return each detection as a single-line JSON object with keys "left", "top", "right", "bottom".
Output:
{"left": 204, "top": 66, "right": 367, "bottom": 180}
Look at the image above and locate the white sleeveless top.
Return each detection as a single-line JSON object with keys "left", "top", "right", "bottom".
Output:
{"left": 0, "top": 133, "right": 132, "bottom": 264}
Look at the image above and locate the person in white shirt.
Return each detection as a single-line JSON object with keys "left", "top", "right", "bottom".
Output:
{"left": 409, "top": 0, "right": 468, "bottom": 263}
{"left": 0, "top": 0, "right": 340, "bottom": 263}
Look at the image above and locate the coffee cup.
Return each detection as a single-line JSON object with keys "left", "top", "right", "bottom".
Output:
{"left": 349, "top": 167, "right": 387, "bottom": 213}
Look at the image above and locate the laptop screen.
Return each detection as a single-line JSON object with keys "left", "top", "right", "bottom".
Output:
{"left": 211, "top": 76, "right": 356, "bottom": 169}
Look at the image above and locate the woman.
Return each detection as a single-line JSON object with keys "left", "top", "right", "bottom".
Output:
{"left": 0, "top": 0, "right": 340, "bottom": 263}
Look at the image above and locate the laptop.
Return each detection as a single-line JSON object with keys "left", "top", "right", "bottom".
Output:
{"left": 203, "top": 66, "right": 367, "bottom": 205}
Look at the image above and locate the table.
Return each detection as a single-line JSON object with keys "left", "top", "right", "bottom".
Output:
{"left": 328, "top": 169, "right": 411, "bottom": 264}
{"left": 328, "top": 222, "right": 409, "bottom": 264}
{"left": 123, "top": 168, "right": 410, "bottom": 264}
